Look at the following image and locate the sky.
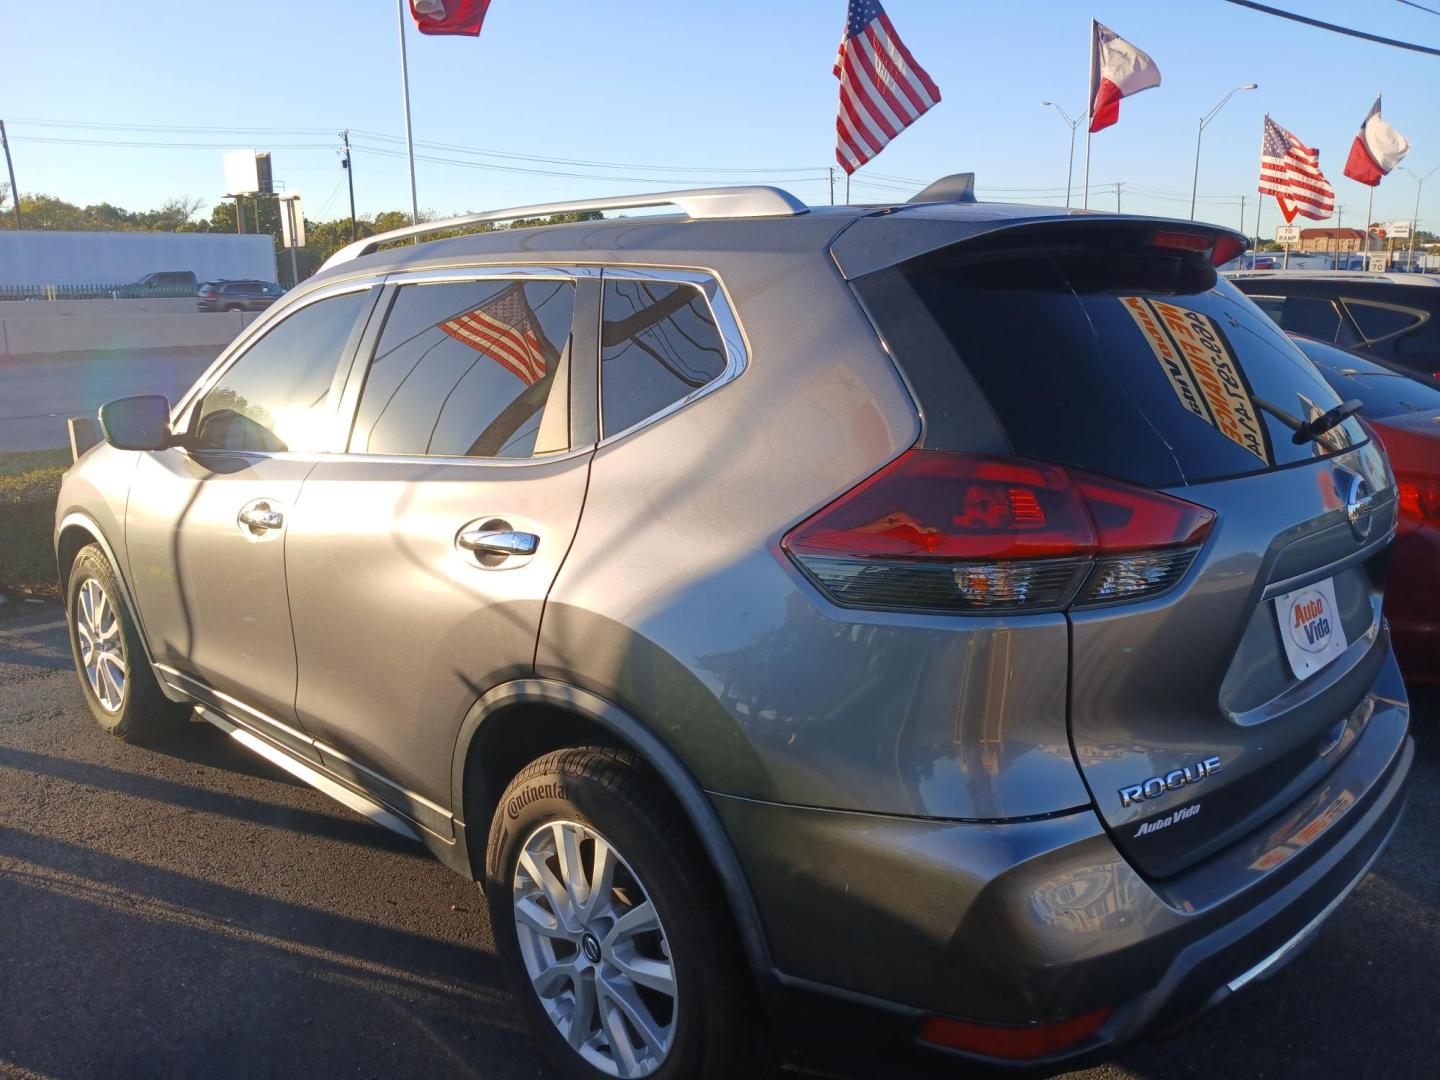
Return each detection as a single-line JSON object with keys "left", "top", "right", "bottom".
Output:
{"left": 3, "top": 0, "right": 1440, "bottom": 238}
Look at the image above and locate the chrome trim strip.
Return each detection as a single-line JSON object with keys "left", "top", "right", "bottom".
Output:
{"left": 320, "top": 186, "right": 807, "bottom": 270}
{"left": 381, "top": 264, "right": 601, "bottom": 285}
{"left": 595, "top": 267, "right": 750, "bottom": 446}
{"left": 1225, "top": 836, "right": 1385, "bottom": 993}
{"left": 157, "top": 665, "right": 315, "bottom": 747}
{"left": 196, "top": 706, "right": 422, "bottom": 842}
{"left": 313, "top": 738, "right": 453, "bottom": 821}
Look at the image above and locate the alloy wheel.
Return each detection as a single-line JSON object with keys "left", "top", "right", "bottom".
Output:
{"left": 75, "top": 578, "right": 125, "bottom": 713}
{"left": 512, "top": 819, "right": 678, "bottom": 1078}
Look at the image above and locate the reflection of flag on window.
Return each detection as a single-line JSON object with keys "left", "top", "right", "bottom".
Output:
{"left": 439, "top": 283, "right": 549, "bottom": 385}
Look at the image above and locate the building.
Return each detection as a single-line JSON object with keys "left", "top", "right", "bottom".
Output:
{"left": 1297, "top": 227, "right": 1366, "bottom": 254}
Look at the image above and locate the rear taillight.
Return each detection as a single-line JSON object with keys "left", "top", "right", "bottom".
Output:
{"left": 1398, "top": 476, "right": 1440, "bottom": 526}
{"left": 782, "top": 450, "right": 1215, "bottom": 614}
{"left": 199, "top": 291, "right": 218, "bottom": 299}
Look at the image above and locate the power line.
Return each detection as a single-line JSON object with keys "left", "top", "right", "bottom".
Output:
{"left": 1395, "top": 0, "right": 1440, "bottom": 16}
{"left": 1221, "top": 1, "right": 1440, "bottom": 56}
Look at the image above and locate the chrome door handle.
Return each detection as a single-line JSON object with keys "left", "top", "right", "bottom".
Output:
{"left": 458, "top": 529, "right": 539, "bottom": 557}
{"left": 238, "top": 506, "right": 284, "bottom": 531}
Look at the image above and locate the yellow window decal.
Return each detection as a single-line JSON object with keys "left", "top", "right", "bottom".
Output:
{"left": 1121, "top": 296, "right": 1273, "bottom": 464}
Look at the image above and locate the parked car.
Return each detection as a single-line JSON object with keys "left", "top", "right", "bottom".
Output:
{"left": 1228, "top": 269, "right": 1440, "bottom": 380}
{"left": 197, "top": 279, "right": 283, "bottom": 312}
{"left": 114, "top": 269, "right": 197, "bottom": 298}
{"left": 57, "top": 182, "right": 1412, "bottom": 1078}
{"left": 1290, "top": 335, "right": 1440, "bottom": 685}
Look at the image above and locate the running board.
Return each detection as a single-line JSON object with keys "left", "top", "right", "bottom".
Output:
{"left": 196, "top": 705, "right": 423, "bottom": 843}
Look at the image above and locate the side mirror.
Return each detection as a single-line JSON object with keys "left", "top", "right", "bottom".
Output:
{"left": 98, "top": 395, "right": 173, "bottom": 451}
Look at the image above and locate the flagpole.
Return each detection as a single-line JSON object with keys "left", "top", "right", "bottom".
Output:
{"left": 396, "top": 0, "right": 420, "bottom": 229}
{"left": 1364, "top": 186, "right": 1374, "bottom": 256}
{"left": 845, "top": 170, "right": 851, "bottom": 205}
{"left": 1082, "top": 20, "right": 1094, "bottom": 210}
{"left": 1255, "top": 196, "right": 1263, "bottom": 255}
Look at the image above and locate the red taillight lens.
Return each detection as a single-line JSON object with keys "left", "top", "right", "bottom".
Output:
{"left": 782, "top": 451, "right": 1215, "bottom": 614}
{"left": 200, "top": 291, "right": 218, "bottom": 299}
{"left": 1398, "top": 477, "right": 1440, "bottom": 525}
{"left": 918, "top": 1007, "right": 1112, "bottom": 1060}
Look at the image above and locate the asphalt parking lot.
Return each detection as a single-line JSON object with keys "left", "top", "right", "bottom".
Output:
{"left": 0, "top": 600, "right": 1436, "bottom": 1079}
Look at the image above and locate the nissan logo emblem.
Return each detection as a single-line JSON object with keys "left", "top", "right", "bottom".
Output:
{"left": 1345, "top": 473, "right": 1374, "bottom": 541}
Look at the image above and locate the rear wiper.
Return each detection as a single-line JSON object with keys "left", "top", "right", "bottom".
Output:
{"left": 1253, "top": 396, "right": 1364, "bottom": 445}
{"left": 1291, "top": 398, "right": 1363, "bottom": 445}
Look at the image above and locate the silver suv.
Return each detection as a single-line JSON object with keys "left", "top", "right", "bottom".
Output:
{"left": 56, "top": 179, "right": 1413, "bottom": 1078}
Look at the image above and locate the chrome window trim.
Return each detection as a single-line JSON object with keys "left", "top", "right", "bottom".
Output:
{"left": 381, "top": 263, "right": 602, "bottom": 285}
{"left": 170, "top": 277, "right": 386, "bottom": 428}
{"left": 596, "top": 266, "right": 750, "bottom": 447}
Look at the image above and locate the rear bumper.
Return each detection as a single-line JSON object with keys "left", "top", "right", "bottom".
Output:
{"left": 719, "top": 653, "right": 1411, "bottom": 1069}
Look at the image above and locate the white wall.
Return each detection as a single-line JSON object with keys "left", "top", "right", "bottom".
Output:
{"left": 0, "top": 231, "right": 277, "bottom": 286}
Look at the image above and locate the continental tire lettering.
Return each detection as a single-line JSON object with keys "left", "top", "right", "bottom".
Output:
{"left": 507, "top": 781, "right": 570, "bottom": 820}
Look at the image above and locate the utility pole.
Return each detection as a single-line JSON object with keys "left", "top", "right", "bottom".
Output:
{"left": 828, "top": 166, "right": 835, "bottom": 206}
{"left": 1114, "top": 181, "right": 1123, "bottom": 213}
{"left": 1239, "top": 195, "right": 1246, "bottom": 234}
{"left": 0, "top": 120, "right": 22, "bottom": 229}
{"left": 1400, "top": 165, "right": 1438, "bottom": 272}
{"left": 340, "top": 129, "right": 358, "bottom": 241}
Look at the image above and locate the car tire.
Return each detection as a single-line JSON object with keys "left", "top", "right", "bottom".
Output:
{"left": 223, "top": 303, "right": 244, "bottom": 312}
{"left": 66, "top": 544, "right": 189, "bottom": 743}
{"left": 485, "top": 747, "right": 767, "bottom": 1080}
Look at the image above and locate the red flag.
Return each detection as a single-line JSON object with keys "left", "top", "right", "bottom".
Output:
{"left": 1088, "top": 21, "right": 1161, "bottom": 133}
{"left": 408, "top": 0, "right": 491, "bottom": 36}
{"left": 1342, "top": 97, "right": 1410, "bottom": 187}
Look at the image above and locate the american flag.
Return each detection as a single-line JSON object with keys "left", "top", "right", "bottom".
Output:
{"left": 439, "top": 283, "right": 550, "bottom": 386}
{"left": 1258, "top": 115, "right": 1335, "bottom": 221}
{"left": 833, "top": 0, "right": 940, "bottom": 176}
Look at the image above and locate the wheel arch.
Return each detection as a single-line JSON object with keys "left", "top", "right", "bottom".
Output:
{"left": 452, "top": 678, "right": 773, "bottom": 977}
{"left": 56, "top": 511, "right": 172, "bottom": 687}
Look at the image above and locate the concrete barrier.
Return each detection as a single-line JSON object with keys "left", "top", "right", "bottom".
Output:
{"left": 0, "top": 311, "right": 262, "bottom": 358}
{"left": 0, "top": 298, "right": 201, "bottom": 317}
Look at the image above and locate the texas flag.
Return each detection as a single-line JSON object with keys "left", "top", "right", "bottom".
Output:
{"left": 408, "top": 0, "right": 491, "bottom": 36}
{"left": 1088, "top": 21, "right": 1161, "bottom": 133}
{"left": 1343, "top": 97, "right": 1409, "bottom": 186}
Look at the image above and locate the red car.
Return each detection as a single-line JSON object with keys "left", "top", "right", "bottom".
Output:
{"left": 1293, "top": 335, "right": 1440, "bottom": 683}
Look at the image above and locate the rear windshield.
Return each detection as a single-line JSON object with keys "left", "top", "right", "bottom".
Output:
{"left": 1293, "top": 337, "right": 1440, "bottom": 418}
{"left": 855, "top": 247, "right": 1367, "bottom": 487}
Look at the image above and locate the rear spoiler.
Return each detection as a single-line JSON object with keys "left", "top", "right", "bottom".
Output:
{"left": 829, "top": 212, "right": 1249, "bottom": 280}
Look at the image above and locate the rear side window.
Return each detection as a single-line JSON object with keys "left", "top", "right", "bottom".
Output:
{"left": 1295, "top": 338, "right": 1440, "bottom": 418}
{"left": 600, "top": 280, "right": 727, "bottom": 437}
{"left": 192, "top": 289, "right": 370, "bottom": 452}
{"left": 856, "top": 250, "right": 1365, "bottom": 487}
{"left": 1249, "top": 294, "right": 1361, "bottom": 347}
{"left": 1344, "top": 300, "right": 1425, "bottom": 342}
{"left": 350, "top": 279, "right": 574, "bottom": 459}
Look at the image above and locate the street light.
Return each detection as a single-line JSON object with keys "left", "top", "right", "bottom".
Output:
{"left": 1190, "top": 83, "right": 1259, "bottom": 220}
{"left": 1040, "top": 101, "right": 1082, "bottom": 209}
{"left": 1398, "top": 165, "right": 1439, "bottom": 271}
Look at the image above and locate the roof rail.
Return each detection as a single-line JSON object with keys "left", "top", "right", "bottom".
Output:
{"left": 908, "top": 173, "right": 976, "bottom": 204}
{"left": 319, "top": 185, "right": 808, "bottom": 270}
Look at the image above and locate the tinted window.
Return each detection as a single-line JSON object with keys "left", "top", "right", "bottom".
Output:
{"left": 1344, "top": 301, "right": 1424, "bottom": 342}
{"left": 600, "top": 280, "right": 727, "bottom": 437}
{"left": 1295, "top": 338, "right": 1440, "bottom": 418}
{"left": 351, "top": 279, "right": 574, "bottom": 458}
{"left": 856, "top": 251, "right": 1365, "bottom": 487}
{"left": 193, "top": 289, "right": 369, "bottom": 452}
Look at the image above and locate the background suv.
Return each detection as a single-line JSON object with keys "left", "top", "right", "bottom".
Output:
{"left": 196, "top": 278, "right": 283, "bottom": 312}
{"left": 56, "top": 182, "right": 1412, "bottom": 1079}
{"left": 1229, "top": 270, "right": 1440, "bottom": 380}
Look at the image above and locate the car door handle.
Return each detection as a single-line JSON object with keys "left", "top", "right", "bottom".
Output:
{"left": 238, "top": 506, "right": 284, "bottom": 531}
{"left": 457, "top": 529, "right": 539, "bottom": 557}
